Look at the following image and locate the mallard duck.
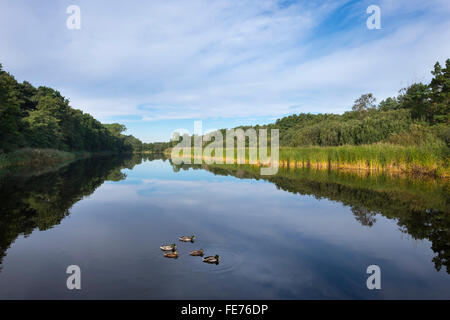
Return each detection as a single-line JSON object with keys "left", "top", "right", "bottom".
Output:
{"left": 189, "top": 249, "right": 204, "bottom": 256}
{"left": 164, "top": 251, "right": 179, "bottom": 258}
{"left": 179, "top": 235, "right": 195, "bottom": 242}
{"left": 203, "top": 255, "right": 219, "bottom": 264}
{"left": 160, "top": 244, "right": 177, "bottom": 251}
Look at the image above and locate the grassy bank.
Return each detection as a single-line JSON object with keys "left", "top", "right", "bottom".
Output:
{"left": 278, "top": 144, "right": 449, "bottom": 177}
{"left": 0, "top": 148, "right": 90, "bottom": 169}
{"left": 167, "top": 143, "right": 450, "bottom": 177}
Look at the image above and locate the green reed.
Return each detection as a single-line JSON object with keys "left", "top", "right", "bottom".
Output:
{"left": 0, "top": 148, "right": 81, "bottom": 169}
{"left": 173, "top": 143, "right": 449, "bottom": 177}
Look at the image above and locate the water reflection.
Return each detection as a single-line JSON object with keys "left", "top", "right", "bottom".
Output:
{"left": 0, "top": 154, "right": 449, "bottom": 299}
{"left": 0, "top": 154, "right": 161, "bottom": 270}
{"left": 170, "top": 161, "right": 450, "bottom": 274}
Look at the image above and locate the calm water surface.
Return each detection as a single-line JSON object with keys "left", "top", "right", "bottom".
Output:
{"left": 0, "top": 155, "right": 449, "bottom": 299}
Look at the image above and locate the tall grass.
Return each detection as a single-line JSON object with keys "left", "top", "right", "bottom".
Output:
{"left": 0, "top": 148, "right": 84, "bottom": 169}
{"left": 279, "top": 144, "right": 449, "bottom": 177}
{"left": 168, "top": 143, "right": 449, "bottom": 177}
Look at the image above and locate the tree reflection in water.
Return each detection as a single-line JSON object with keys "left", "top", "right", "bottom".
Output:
{"left": 0, "top": 154, "right": 448, "bottom": 278}
{"left": 170, "top": 161, "right": 450, "bottom": 274}
{"left": 0, "top": 153, "right": 165, "bottom": 271}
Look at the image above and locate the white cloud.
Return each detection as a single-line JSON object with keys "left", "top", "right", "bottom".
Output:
{"left": 0, "top": 0, "right": 449, "bottom": 125}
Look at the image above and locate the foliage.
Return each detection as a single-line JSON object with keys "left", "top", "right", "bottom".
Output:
{"left": 0, "top": 148, "right": 78, "bottom": 169}
{"left": 0, "top": 64, "right": 142, "bottom": 154}
{"left": 352, "top": 93, "right": 376, "bottom": 112}
{"left": 142, "top": 141, "right": 178, "bottom": 153}
{"left": 279, "top": 144, "right": 448, "bottom": 177}
{"left": 249, "top": 59, "right": 449, "bottom": 150}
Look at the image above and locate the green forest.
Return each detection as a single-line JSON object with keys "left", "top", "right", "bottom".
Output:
{"left": 0, "top": 63, "right": 143, "bottom": 155}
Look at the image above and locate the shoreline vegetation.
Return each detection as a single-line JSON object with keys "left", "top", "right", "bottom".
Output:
{"left": 278, "top": 145, "right": 449, "bottom": 177}
{"left": 0, "top": 148, "right": 85, "bottom": 169}
{"left": 1, "top": 63, "right": 145, "bottom": 163}
{"left": 0, "top": 148, "right": 132, "bottom": 172}
{"left": 165, "top": 143, "right": 449, "bottom": 178}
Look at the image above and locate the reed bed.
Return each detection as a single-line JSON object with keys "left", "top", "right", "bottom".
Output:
{"left": 279, "top": 145, "right": 448, "bottom": 177}
{"left": 168, "top": 144, "right": 449, "bottom": 178}
{"left": 0, "top": 148, "right": 81, "bottom": 169}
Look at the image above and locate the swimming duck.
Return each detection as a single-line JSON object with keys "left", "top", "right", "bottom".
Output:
{"left": 189, "top": 249, "right": 204, "bottom": 256}
{"left": 164, "top": 251, "right": 179, "bottom": 258}
{"left": 160, "top": 244, "right": 177, "bottom": 251}
{"left": 203, "top": 255, "right": 220, "bottom": 264}
{"left": 179, "top": 235, "right": 195, "bottom": 242}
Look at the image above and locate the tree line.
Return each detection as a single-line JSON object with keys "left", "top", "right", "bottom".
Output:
{"left": 0, "top": 63, "right": 144, "bottom": 154}
{"left": 263, "top": 60, "right": 449, "bottom": 149}
{"left": 2, "top": 59, "right": 448, "bottom": 155}
{"left": 164, "top": 59, "right": 448, "bottom": 155}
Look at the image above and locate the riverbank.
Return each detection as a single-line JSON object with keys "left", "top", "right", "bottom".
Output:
{"left": 278, "top": 145, "right": 449, "bottom": 178}
{"left": 166, "top": 144, "right": 450, "bottom": 178}
{"left": 0, "top": 148, "right": 90, "bottom": 170}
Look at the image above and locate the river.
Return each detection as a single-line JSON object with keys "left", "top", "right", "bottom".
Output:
{"left": 0, "top": 154, "right": 449, "bottom": 299}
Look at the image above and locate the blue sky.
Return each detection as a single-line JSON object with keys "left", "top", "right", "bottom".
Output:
{"left": 1, "top": 0, "right": 449, "bottom": 142}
